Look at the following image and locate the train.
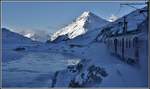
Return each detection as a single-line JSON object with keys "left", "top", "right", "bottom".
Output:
{"left": 104, "top": 19, "right": 148, "bottom": 64}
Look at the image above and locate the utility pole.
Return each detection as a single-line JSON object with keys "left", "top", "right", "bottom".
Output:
{"left": 123, "top": 16, "right": 128, "bottom": 33}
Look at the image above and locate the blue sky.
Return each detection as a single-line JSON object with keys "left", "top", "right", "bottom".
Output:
{"left": 2, "top": 2, "right": 146, "bottom": 34}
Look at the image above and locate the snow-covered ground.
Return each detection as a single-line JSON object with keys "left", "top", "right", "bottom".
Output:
{"left": 2, "top": 51, "right": 81, "bottom": 87}
{"left": 48, "top": 42, "right": 148, "bottom": 87}
{"left": 2, "top": 40, "right": 147, "bottom": 87}
{"left": 2, "top": 28, "right": 80, "bottom": 87}
{"left": 2, "top": 28, "right": 148, "bottom": 87}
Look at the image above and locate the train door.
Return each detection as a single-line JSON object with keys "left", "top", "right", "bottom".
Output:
{"left": 122, "top": 38, "right": 124, "bottom": 60}
{"left": 114, "top": 39, "right": 117, "bottom": 54}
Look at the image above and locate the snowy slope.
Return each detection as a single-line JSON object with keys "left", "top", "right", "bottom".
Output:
{"left": 2, "top": 51, "right": 81, "bottom": 87}
{"left": 50, "top": 11, "right": 108, "bottom": 41}
{"left": 2, "top": 28, "right": 36, "bottom": 45}
{"left": 51, "top": 42, "right": 148, "bottom": 87}
{"left": 2, "top": 28, "right": 39, "bottom": 62}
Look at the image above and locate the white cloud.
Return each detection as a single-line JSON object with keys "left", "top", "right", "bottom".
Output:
{"left": 108, "top": 14, "right": 118, "bottom": 22}
{"left": 18, "top": 29, "right": 50, "bottom": 42}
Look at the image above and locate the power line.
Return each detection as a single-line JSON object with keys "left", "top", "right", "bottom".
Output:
{"left": 114, "top": 5, "right": 123, "bottom": 16}
{"left": 120, "top": 2, "right": 148, "bottom": 18}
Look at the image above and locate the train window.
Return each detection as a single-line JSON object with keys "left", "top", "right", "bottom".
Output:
{"left": 126, "top": 39, "right": 128, "bottom": 48}
{"left": 118, "top": 40, "right": 120, "bottom": 47}
{"left": 133, "top": 37, "right": 138, "bottom": 48}
{"left": 121, "top": 40, "right": 122, "bottom": 47}
{"left": 114, "top": 39, "right": 117, "bottom": 53}
{"left": 118, "top": 40, "right": 119, "bottom": 47}
{"left": 110, "top": 40, "right": 111, "bottom": 46}
{"left": 119, "top": 40, "right": 121, "bottom": 47}
{"left": 133, "top": 38, "right": 134, "bottom": 47}
{"left": 129, "top": 39, "right": 130, "bottom": 48}
{"left": 119, "top": 40, "right": 120, "bottom": 47}
{"left": 122, "top": 38, "right": 124, "bottom": 49}
{"left": 128, "top": 39, "right": 129, "bottom": 48}
{"left": 120, "top": 40, "right": 121, "bottom": 47}
{"left": 121, "top": 39, "right": 122, "bottom": 47}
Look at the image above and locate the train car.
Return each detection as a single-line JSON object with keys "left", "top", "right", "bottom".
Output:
{"left": 105, "top": 19, "right": 148, "bottom": 64}
{"left": 106, "top": 33, "right": 141, "bottom": 64}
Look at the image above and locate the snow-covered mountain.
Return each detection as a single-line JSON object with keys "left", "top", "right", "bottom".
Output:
{"left": 50, "top": 11, "right": 108, "bottom": 41}
{"left": 2, "top": 28, "right": 35, "bottom": 44}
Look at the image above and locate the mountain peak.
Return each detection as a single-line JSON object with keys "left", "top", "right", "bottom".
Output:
{"left": 76, "top": 11, "right": 96, "bottom": 21}
{"left": 81, "top": 11, "right": 92, "bottom": 16}
{"left": 50, "top": 11, "right": 108, "bottom": 41}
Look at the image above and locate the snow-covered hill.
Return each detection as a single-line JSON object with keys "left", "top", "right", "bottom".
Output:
{"left": 2, "top": 28, "right": 35, "bottom": 44}
{"left": 2, "top": 28, "right": 39, "bottom": 62}
{"left": 50, "top": 11, "right": 108, "bottom": 42}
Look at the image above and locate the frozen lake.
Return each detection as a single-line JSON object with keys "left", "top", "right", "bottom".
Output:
{"left": 2, "top": 51, "right": 81, "bottom": 87}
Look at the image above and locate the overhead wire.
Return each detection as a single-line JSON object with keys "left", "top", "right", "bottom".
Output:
{"left": 112, "top": 3, "right": 146, "bottom": 33}
{"left": 114, "top": 5, "right": 122, "bottom": 17}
